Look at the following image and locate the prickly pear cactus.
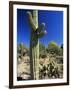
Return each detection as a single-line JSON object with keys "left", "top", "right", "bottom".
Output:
{"left": 27, "top": 10, "right": 46, "bottom": 80}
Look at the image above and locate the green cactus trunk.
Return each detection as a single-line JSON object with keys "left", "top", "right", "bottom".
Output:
{"left": 27, "top": 10, "right": 46, "bottom": 80}
{"left": 30, "top": 10, "right": 39, "bottom": 80}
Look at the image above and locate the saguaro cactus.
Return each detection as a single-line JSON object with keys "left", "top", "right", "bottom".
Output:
{"left": 27, "top": 10, "right": 46, "bottom": 80}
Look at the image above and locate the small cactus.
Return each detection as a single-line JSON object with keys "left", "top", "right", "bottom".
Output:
{"left": 27, "top": 10, "right": 46, "bottom": 80}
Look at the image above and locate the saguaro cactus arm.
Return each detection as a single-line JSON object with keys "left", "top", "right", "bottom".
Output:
{"left": 36, "top": 23, "right": 46, "bottom": 33}
{"left": 37, "top": 23, "right": 47, "bottom": 38}
{"left": 37, "top": 30, "right": 47, "bottom": 38}
{"left": 27, "top": 11, "right": 36, "bottom": 31}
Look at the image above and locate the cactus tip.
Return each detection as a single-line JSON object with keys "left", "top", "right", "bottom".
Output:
{"left": 42, "top": 23, "right": 45, "bottom": 26}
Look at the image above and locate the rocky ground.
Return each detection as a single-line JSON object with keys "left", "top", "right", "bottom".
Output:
{"left": 17, "top": 53, "right": 63, "bottom": 81}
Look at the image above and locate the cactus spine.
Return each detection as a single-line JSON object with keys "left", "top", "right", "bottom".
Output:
{"left": 27, "top": 10, "right": 46, "bottom": 80}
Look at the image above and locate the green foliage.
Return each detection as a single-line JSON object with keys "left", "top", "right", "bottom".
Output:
{"left": 46, "top": 41, "right": 62, "bottom": 55}
{"left": 47, "top": 42, "right": 58, "bottom": 48}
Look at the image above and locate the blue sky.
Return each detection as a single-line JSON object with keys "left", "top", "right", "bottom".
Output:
{"left": 17, "top": 9, "right": 63, "bottom": 48}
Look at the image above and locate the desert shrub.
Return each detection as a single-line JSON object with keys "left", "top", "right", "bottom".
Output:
{"left": 39, "top": 65, "right": 47, "bottom": 79}
{"left": 47, "top": 63, "right": 60, "bottom": 78}
{"left": 46, "top": 41, "right": 62, "bottom": 55}
{"left": 39, "top": 51, "right": 47, "bottom": 58}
